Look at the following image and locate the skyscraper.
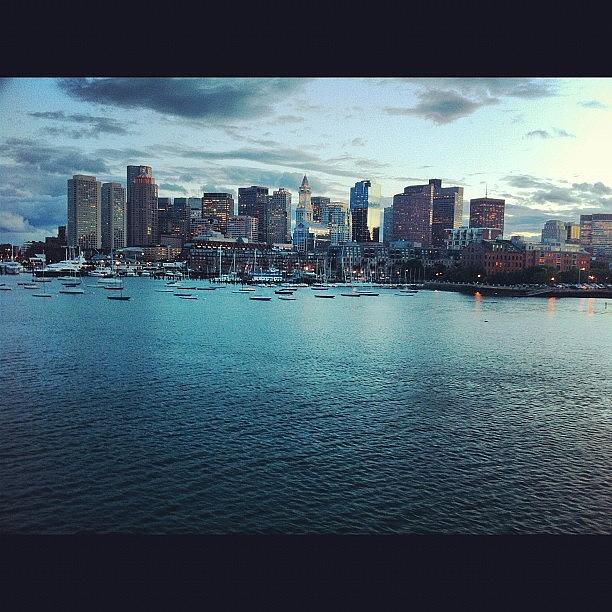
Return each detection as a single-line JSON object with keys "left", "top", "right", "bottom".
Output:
{"left": 158, "top": 197, "right": 189, "bottom": 245}
{"left": 130, "top": 174, "right": 158, "bottom": 246}
{"left": 469, "top": 196, "right": 505, "bottom": 235}
{"left": 392, "top": 182, "right": 434, "bottom": 246}
{"left": 101, "top": 182, "right": 126, "bottom": 250}
{"left": 238, "top": 186, "right": 269, "bottom": 242}
{"left": 295, "top": 175, "right": 313, "bottom": 223}
{"left": 311, "top": 196, "right": 329, "bottom": 224}
{"left": 202, "top": 193, "right": 234, "bottom": 234}
{"left": 367, "top": 182, "right": 382, "bottom": 242}
{"left": 350, "top": 180, "right": 371, "bottom": 242}
{"left": 227, "top": 215, "right": 259, "bottom": 241}
{"left": 382, "top": 206, "right": 394, "bottom": 244}
{"left": 321, "top": 201, "right": 349, "bottom": 245}
{"left": 126, "top": 165, "right": 152, "bottom": 244}
{"left": 67, "top": 174, "right": 101, "bottom": 250}
{"left": 430, "top": 179, "right": 463, "bottom": 247}
{"left": 565, "top": 222, "right": 581, "bottom": 243}
{"left": 580, "top": 213, "right": 612, "bottom": 257}
{"left": 270, "top": 188, "right": 292, "bottom": 243}
{"left": 188, "top": 197, "right": 202, "bottom": 219}
{"left": 541, "top": 220, "right": 567, "bottom": 244}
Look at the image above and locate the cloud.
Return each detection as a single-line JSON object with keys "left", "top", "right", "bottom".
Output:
{"left": 58, "top": 78, "right": 307, "bottom": 121}
{"left": 159, "top": 182, "right": 188, "bottom": 194}
{"left": 159, "top": 143, "right": 387, "bottom": 180}
{"left": 386, "top": 78, "right": 557, "bottom": 124}
{"left": 385, "top": 89, "right": 490, "bottom": 124}
{"left": 499, "top": 174, "right": 612, "bottom": 235}
{"left": 579, "top": 99, "right": 607, "bottom": 109}
{"left": 28, "top": 110, "right": 131, "bottom": 138}
{"left": 350, "top": 138, "right": 365, "bottom": 147}
{"left": 271, "top": 115, "right": 305, "bottom": 124}
{"left": 525, "top": 128, "right": 575, "bottom": 139}
{"left": 0, "top": 137, "right": 109, "bottom": 175}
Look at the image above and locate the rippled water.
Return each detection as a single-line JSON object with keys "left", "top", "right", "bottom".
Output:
{"left": 1, "top": 277, "right": 610, "bottom": 533}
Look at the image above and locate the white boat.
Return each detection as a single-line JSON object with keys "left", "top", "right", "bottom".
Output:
{"left": 34, "top": 249, "right": 88, "bottom": 277}
{"left": 0, "top": 261, "right": 24, "bottom": 275}
{"left": 59, "top": 287, "right": 85, "bottom": 294}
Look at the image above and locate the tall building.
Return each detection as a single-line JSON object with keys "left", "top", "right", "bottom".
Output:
{"left": 67, "top": 174, "right": 101, "bottom": 250}
{"left": 469, "top": 196, "right": 505, "bottom": 235}
{"left": 382, "top": 206, "right": 394, "bottom": 244}
{"left": 158, "top": 197, "right": 189, "bottom": 245}
{"left": 367, "top": 182, "right": 382, "bottom": 242}
{"left": 126, "top": 165, "right": 152, "bottom": 245}
{"left": 238, "top": 186, "right": 269, "bottom": 242}
{"left": 129, "top": 174, "right": 158, "bottom": 246}
{"left": 295, "top": 175, "right": 313, "bottom": 223}
{"left": 202, "top": 193, "right": 234, "bottom": 234}
{"left": 429, "top": 178, "right": 463, "bottom": 247}
{"left": 350, "top": 180, "right": 371, "bottom": 242}
{"left": 188, "top": 197, "right": 202, "bottom": 219}
{"left": 565, "top": 222, "right": 580, "bottom": 243}
{"left": 321, "top": 201, "right": 349, "bottom": 245}
{"left": 392, "top": 182, "right": 434, "bottom": 246}
{"left": 311, "top": 196, "right": 329, "bottom": 224}
{"left": 227, "top": 215, "right": 259, "bottom": 241}
{"left": 101, "top": 182, "right": 126, "bottom": 250}
{"left": 270, "top": 188, "right": 292, "bottom": 243}
{"left": 580, "top": 213, "right": 612, "bottom": 257}
{"left": 541, "top": 220, "right": 567, "bottom": 244}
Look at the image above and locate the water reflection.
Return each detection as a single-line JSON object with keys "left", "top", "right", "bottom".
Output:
{"left": 547, "top": 297, "right": 556, "bottom": 317}
{"left": 473, "top": 291, "right": 482, "bottom": 313}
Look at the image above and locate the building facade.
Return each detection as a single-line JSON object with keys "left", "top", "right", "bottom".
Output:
{"left": 469, "top": 196, "right": 505, "bottom": 235}
{"left": 238, "top": 186, "right": 269, "bottom": 242}
{"left": 270, "top": 188, "right": 292, "bottom": 243}
{"left": 126, "top": 165, "right": 152, "bottom": 245}
{"left": 580, "top": 213, "right": 612, "bottom": 257}
{"left": 67, "top": 174, "right": 101, "bottom": 250}
{"left": 350, "top": 180, "right": 371, "bottom": 242}
{"left": 311, "top": 196, "right": 329, "bottom": 224}
{"left": 430, "top": 179, "right": 464, "bottom": 247}
{"left": 541, "top": 220, "right": 567, "bottom": 244}
{"left": 101, "top": 182, "right": 126, "bottom": 251}
{"left": 202, "top": 193, "right": 234, "bottom": 234}
{"left": 227, "top": 215, "right": 259, "bottom": 241}
{"left": 129, "top": 175, "right": 158, "bottom": 246}
{"left": 392, "top": 182, "right": 434, "bottom": 246}
{"left": 382, "top": 206, "right": 394, "bottom": 244}
{"left": 445, "top": 226, "right": 502, "bottom": 251}
{"left": 295, "top": 175, "right": 313, "bottom": 224}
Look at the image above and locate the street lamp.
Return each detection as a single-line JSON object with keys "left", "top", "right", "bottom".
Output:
{"left": 578, "top": 267, "right": 586, "bottom": 284}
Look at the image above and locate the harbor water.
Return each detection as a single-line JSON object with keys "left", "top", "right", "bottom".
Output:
{"left": 1, "top": 277, "right": 610, "bottom": 533}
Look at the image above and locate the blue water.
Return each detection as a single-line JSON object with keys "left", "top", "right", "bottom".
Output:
{"left": 1, "top": 277, "right": 610, "bottom": 533}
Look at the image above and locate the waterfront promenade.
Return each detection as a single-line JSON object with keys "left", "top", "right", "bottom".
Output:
{"left": 423, "top": 281, "right": 612, "bottom": 298}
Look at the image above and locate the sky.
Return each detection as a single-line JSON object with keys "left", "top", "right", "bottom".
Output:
{"left": 1, "top": 77, "right": 612, "bottom": 245}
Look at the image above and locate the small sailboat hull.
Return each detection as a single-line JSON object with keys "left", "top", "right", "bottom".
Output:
{"left": 108, "top": 296, "right": 131, "bottom": 301}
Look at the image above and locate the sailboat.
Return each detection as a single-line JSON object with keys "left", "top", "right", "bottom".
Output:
{"left": 107, "top": 283, "right": 130, "bottom": 300}
{"left": 32, "top": 260, "right": 52, "bottom": 297}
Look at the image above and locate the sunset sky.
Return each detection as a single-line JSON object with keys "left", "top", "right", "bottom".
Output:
{"left": 1, "top": 77, "right": 611, "bottom": 245}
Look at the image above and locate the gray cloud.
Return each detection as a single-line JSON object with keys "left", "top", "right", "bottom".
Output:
{"left": 579, "top": 99, "right": 607, "bottom": 109}
{"left": 28, "top": 110, "right": 131, "bottom": 138}
{"left": 385, "top": 89, "right": 494, "bottom": 124}
{"left": 0, "top": 138, "right": 109, "bottom": 175}
{"left": 525, "top": 128, "right": 575, "bottom": 139}
{"left": 159, "top": 182, "right": 188, "bottom": 194}
{"left": 58, "top": 78, "right": 308, "bottom": 121}
{"left": 159, "top": 144, "right": 387, "bottom": 180}
{"left": 499, "top": 174, "right": 612, "bottom": 234}
{"left": 386, "top": 78, "right": 557, "bottom": 125}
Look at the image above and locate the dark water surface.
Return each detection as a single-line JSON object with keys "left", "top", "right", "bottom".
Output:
{"left": 1, "top": 277, "right": 610, "bottom": 533}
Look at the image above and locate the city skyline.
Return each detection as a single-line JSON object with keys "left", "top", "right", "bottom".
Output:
{"left": 2, "top": 77, "right": 612, "bottom": 245}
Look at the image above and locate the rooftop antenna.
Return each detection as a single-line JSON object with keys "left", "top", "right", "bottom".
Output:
{"left": 485, "top": 183, "right": 488, "bottom": 198}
